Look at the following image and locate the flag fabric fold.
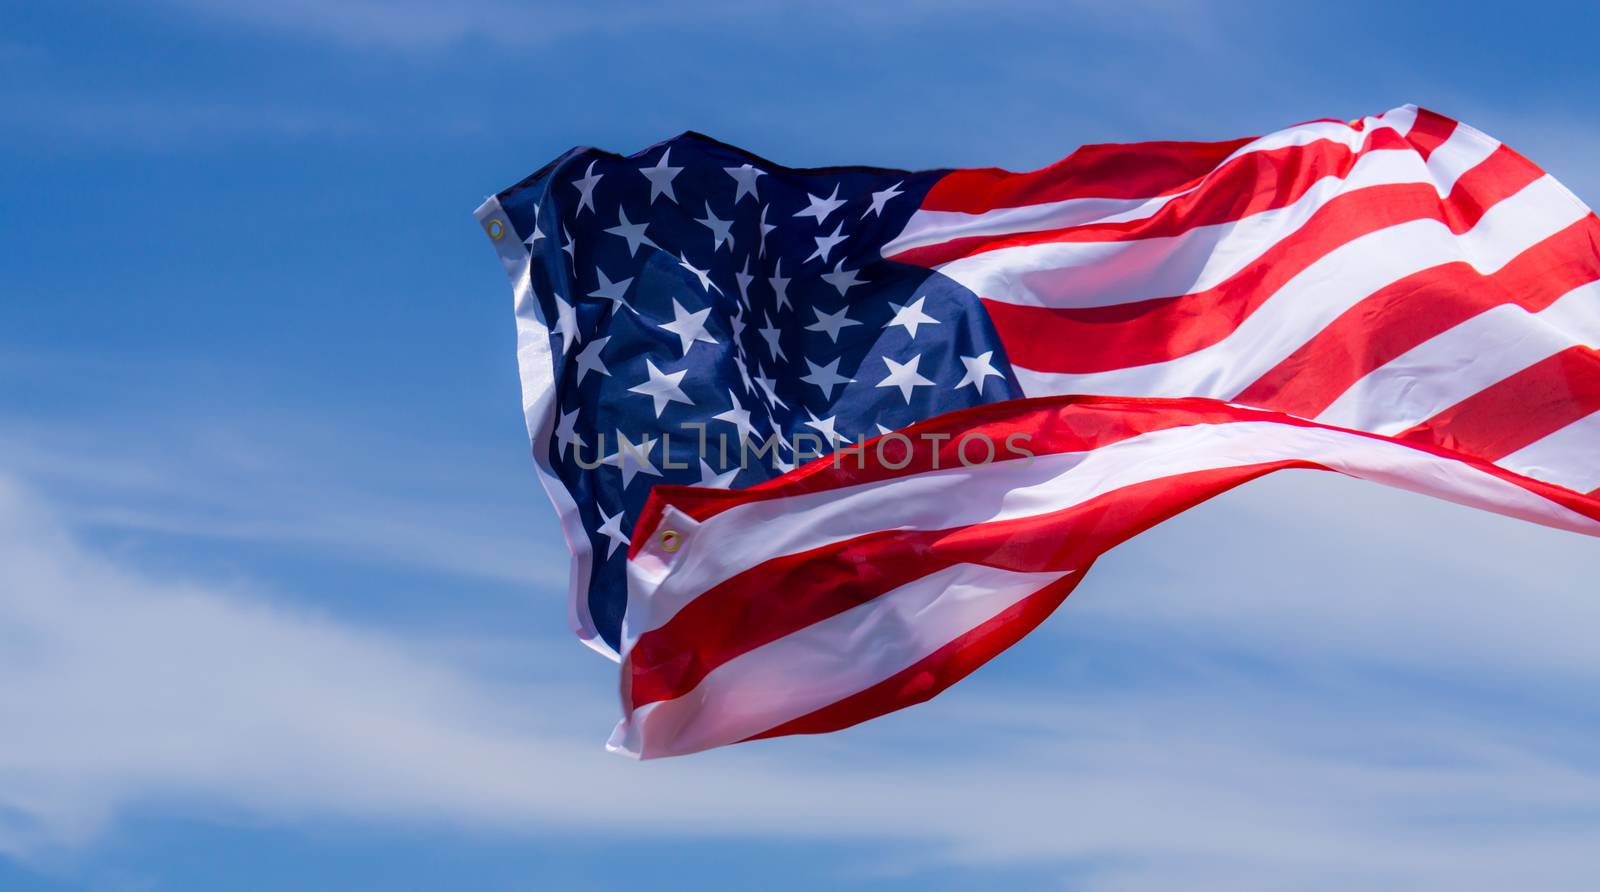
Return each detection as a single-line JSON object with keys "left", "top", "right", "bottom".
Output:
{"left": 613, "top": 396, "right": 1600, "bottom": 758}
{"left": 475, "top": 104, "right": 1600, "bottom": 756}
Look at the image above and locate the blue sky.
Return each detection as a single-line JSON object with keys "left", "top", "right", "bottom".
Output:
{"left": 3, "top": 1, "right": 1599, "bottom": 888}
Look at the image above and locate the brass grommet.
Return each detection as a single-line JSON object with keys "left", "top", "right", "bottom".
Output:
{"left": 659, "top": 529, "right": 682, "bottom": 553}
{"left": 485, "top": 218, "right": 505, "bottom": 241}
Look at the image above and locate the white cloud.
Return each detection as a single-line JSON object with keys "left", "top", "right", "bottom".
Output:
{"left": 1073, "top": 471, "right": 1600, "bottom": 680}
{"left": 4, "top": 466, "right": 1600, "bottom": 888}
{"left": 0, "top": 408, "right": 569, "bottom": 591}
{"left": 0, "top": 472, "right": 839, "bottom": 851}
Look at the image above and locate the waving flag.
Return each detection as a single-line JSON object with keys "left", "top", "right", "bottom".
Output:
{"left": 616, "top": 396, "right": 1600, "bottom": 757}
{"left": 475, "top": 105, "right": 1600, "bottom": 756}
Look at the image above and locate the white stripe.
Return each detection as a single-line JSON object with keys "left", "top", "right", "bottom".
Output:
{"left": 883, "top": 192, "right": 1180, "bottom": 260}
{"left": 882, "top": 107, "right": 1419, "bottom": 260}
{"left": 623, "top": 444, "right": 1103, "bottom": 645}
{"left": 1317, "top": 280, "right": 1600, "bottom": 435}
{"left": 623, "top": 419, "right": 1600, "bottom": 642}
{"left": 473, "top": 197, "right": 611, "bottom": 660}
{"left": 609, "top": 564, "right": 1071, "bottom": 758}
{"left": 1498, "top": 410, "right": 1600, "bottom": 493}
{"left": 618, "top": 416, "right": 1600, "bottom": 758}
{"left": 931, "top": 148, "right": 1432, "bottom": 310}
{"left": 916, "top": 112, "right": 1496, "bottom": 311}
{"left": 1010, "top": 176, "right": 1588, "bottom": 402}
{"left": 1210, "top": 107, "right": 1418, "bottom": 168}
{"left": 1426, "top": 121, "right": 1501, "bottom": 196}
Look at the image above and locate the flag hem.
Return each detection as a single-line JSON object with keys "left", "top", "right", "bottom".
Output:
{"left": 474, "top": 195, "right": 617, "bottom": 662}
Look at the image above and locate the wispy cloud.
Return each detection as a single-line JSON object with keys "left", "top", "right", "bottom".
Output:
{"left": 3, "top": 6, "right": 1598, "bottom": 881}
{"left": 1073, "top": 471, "right": 1600, "bottom": 682}
{"left": 135, "top": 0, "right": 691, "bottom": 52}
{"left": 4, "top": 462, "right": 1600, "bottom": 887}
{"left": 0, "top": 340, "right": 575, "bottom": 594}
{"left": 0, "top": 409, "right": 567, "bottom": 591}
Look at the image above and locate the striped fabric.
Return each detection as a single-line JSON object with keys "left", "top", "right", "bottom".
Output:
{"left": 885, "top": 107, "right": 1600, "bottom": 496}
{"left": 477, "top": 104, "right": 1600, "bottom": 757}
{"left": 611, "top": 107, "right": 1600, "bottom": 757}
{"left": 615, "top": 397, "right": 1600, "bottom": 758}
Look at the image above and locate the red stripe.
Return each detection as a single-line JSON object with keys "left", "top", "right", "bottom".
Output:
{"left": 1235, "top": 216, "right": 1600, "bottom": 418}
{"left": 1395, "top": 346, "right": 1600, "bottom": 461}
{"left": 629, "top": 396, "right": 1282, "bottom": 544}
{"left": 626, "top": 395, "right": 1600, "bottom": 747}
{"left": 985, "top": 147, "right": 1543, "bottom": 375}
{"left": 628, "top": 461, "right": 1308, "bottom": 709}
{"left": 633, "top": 395, "right": 1600, "bottom": 560}
{"left": 744, "top": 570, "right": 1088, "bottom": 742}
{"left": 921, "top": 136, "right": 1254, "bottom": 214}
{"left": 892, "top": 128, "right": 1417, "bottom": 269}
{"left": 1406, "top": 108, "right": 1459, "bottom": 161}
{"left": 633, "top": 400, "right": 1600, "bottom": 708}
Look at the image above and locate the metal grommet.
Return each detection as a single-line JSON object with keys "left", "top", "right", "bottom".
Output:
{"left": 659, "top": 529, "right": 682, "bottom": 553}
{"left": 485, "top": 218, "right": 505, "bottom": 241}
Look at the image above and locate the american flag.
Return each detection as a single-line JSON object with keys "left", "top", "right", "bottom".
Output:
{"left": 475, "top": 105, "right": 1600, "bottom": 757}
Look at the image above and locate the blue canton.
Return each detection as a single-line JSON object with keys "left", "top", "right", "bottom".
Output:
{"left": 488, "top": 133, "right": 1023, "bottom": 652}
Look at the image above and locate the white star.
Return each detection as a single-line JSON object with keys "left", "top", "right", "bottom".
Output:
{"left": 659, "top": 299, "right": 718, "bottom": 356}
{"left": 753, "top": 369, "right": 788, "bottom": 409}
{"left": 806, "top": 222, "right": 847, "bottom": 265}
{"left": 603, "top": 431, "right": 661, "bottom": 488}
{"left": 734, "top": 256, "right": 754, "bottom": 306}
{"left": 758, "top": 204, "right": 776, "bottom": 258}
{"left": 628, "top": 359, "right": 694, "bottom": 417}
{"left": 772, "top": 450, "right": 795, "bottom": 473}
{"left": 768, "top": 259, "right": 791, "bottom": 312}
{"left": 588, "top": 269, "right": 632, "bottom": 313}
{"left": 733, "top": 353, "right": 755, "bottom": 394}
{"left": 714, "top": 389, "right": 759, "bottom": 444}
{"left": 696, "top": 458, "right": 739, "bottom": 489}
{"left": 724, "top": 163, "right": 764, "bottom": 204}
{"left": 805, "top": 305, "right": 860, "bottom": 343}
{"left": 696, "top": 202, "right": 735, "bottom": 252}
{"left": 876, "top": 354, "right": 935, "bottom": 403}
{"left": 524, "top": 210, "right": 545, "bottom": 246}
{"left": 821, "top": 262, "right": 864, "bottom": 297}
{"left": 604, "top": 207, "right": 656, "bottom": 256}
{"left": 730, "top": 300, "right": 748, "bottom": 343}
{"left": 596, "top": 506, "right": 630, "bottom": 558}
{"left": 956, "top": 350, "right": 1003, "bottom": 393}
{"left": 571, "top": 160, "right": 602, "bottom": 215}
{"left": 573, "top": 335, "right": 611, "bottom": 384}
{"left": 560, "top": 225, "right": 576, "bottom": 265}
{"left": 863, "top": 181, "right": 904, "bottom": 218}
{"left": 551, "top": 295, "right": 580, "bottom": 354}
{"left": 757, "top": 313, "right": 785, "bottom": 361}
{"left": 875, "top": 423, "right": 894, "bottom": 437}
{"left": 554, "top": 407, "right": 585, "bottom": 457}
{"left": 794, "top": 184, "right": 846, "bottom": 224}
{"left": 885, "top": 296, "right": 940, "bottom": 339}
{"left": 755, "top": 405, "right": 779, "bottom": 437}
{"left": 803, "top": 409, "right": 843, "bottom": 447}
{"left": 799, "top": 355, "right": 855, "bottom": 399}
{"left": 639, "top": 148, "right": 682, "bottom": 204}
{"left": 678, "top": 253, "right": 722, "bottom": 295}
